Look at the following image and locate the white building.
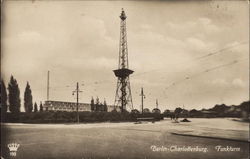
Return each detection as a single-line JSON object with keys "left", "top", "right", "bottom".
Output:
{"left": 43, "top": 100, "right": 120, "bottom": 112}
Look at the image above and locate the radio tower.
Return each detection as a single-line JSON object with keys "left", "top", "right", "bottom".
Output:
{"left": 113, "top": 9, "right": 134, "bottom": 112}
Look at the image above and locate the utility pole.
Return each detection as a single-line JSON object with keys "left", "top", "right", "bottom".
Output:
{"left": 47, "top": 71, "right": 50, "bottom": 101}
{"left": 140, "top": 87, "right": 145, "bottom": 114}
{"left": 156, "top": 99, "right": 158, "bottom": 109}
{"left": 73, "top": 82, "right": 82, "bottom": 123}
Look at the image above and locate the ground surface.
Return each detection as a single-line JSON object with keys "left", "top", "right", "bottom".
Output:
{"left": 1, "top": 118, "right": 249, "bottom": 159}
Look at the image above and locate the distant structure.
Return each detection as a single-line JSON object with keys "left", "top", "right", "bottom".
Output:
{"left": 43, "top": 100, "right": 120, "bottom": 112}
{"left": 152, "top": 99, "right": 161, "bottom": 114}
{"left": 140, "top": 87, "right": 145, "bottom": 114}
{"left": 47, "top": 71, "right": 50, "bottom": 101}
{"left": 113, "top": 9, "right": 134, "bottom": 112}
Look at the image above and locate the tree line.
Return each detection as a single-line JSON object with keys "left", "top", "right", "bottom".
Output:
{"left": 1, "top": 75, "right": 43, "bottom": 120}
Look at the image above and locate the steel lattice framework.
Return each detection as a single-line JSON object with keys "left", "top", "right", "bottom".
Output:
{"left": 113, "top": 9, "right": 134, "bottom": 112}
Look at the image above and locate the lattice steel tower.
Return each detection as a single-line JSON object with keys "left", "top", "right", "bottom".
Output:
{"left": 113, "top": 9, "right": 134, "bottom": 112}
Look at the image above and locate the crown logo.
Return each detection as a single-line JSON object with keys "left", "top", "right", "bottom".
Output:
{"left": 7, "top": 143, "right": 20, "bottom": 157}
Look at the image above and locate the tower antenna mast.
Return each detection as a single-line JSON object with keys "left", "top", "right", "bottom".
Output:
{"left": 113, "top": 9, "right": 134, "bottom": 112}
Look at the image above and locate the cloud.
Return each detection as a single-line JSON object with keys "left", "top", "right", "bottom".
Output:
{"left": 165, "top": 17, "right": 220, "bottom": 34}
{"left": 186, "top": 37, "right": 207, "bottom": 50}
{"left": 211, "top": 79, "right": 229, "bottom": 86}
{"left": 232, "top": 78, "right": 245, "bottom": 88}
{"left": 210, "top": 78, "right": 247, "bottom": 89}
{"left": 165, "top": 21, "right": 196, "bottom": 31}
{"left": 18, "top": 31, "right": 42, "bottom": 42}
{"left": 198, "top": 17, "right": 211, "bottom": 25}
{"left": 139, "top": 24, "right": 152, "bottom": 30}
{"left": 67, "top": 57, "right": 116, "bottom": 70}
{"left": 198, "top": 17, "right": 220, "bottom": 32}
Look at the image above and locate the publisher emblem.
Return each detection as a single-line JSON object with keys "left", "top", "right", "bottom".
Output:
{"left": 7, "top": 143, "right": 20, "bottom": 157}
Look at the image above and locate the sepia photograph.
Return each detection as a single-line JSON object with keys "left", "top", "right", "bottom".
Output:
{"left": 1, "top": 0, "right": 249, "bottom": 159}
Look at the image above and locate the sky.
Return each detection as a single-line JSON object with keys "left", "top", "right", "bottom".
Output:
{"left": 1, "top": 0, "right": 249, "bottom": 112}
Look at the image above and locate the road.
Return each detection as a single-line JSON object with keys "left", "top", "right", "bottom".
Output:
{"left": 1, "top": 118, "right": 249, "bottom": 159}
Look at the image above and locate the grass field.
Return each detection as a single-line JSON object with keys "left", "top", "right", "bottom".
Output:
{"left": 1, "top": 118, "right": 249, "bottom": 159}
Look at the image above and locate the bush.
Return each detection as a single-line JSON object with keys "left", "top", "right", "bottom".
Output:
{"left": 3, "top": 111, "right": 163, "bottom": 123}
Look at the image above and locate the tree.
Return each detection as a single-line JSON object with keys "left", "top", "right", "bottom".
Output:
{"left": 1, "top": 80, "right": 8, "bottom": 114}
{"left": 99, "top": 103, "right": 104, "bottom": 111}
{"left": 103, "top": 99, "right": 108, "bottom": 112}
{"left": 8, "top": 76, "right": 21, "bottom": 114}
{"left": 143, "top": 108, "right": 150, "bottom": 113}
{"left": 174, "top": 107, "right": 183, "bottom": 114}
{"left": 90, "top": 97, "right": 95, "bottom": 112}
{"left": 164, "top": 109, "right": 170, "bottom": 115}
{"left": 131, "top": 109, "right": 140, "bottom": 114}
{"left": 189, "top": 109, "right": 198, "bottom": 114}
{"left": 34, "top": 102, "right": 38, "bottom": 112}
{"left": 152, "top": 108, "right": 161, "bottom": 114}
{"left": 174, "top": 107, "right": 183, "bottom": 119}
{"left": 39, "top": 102, "right": 43, "bottom": 112}
{"left": 24, "top": 82, "right": 33, "bottom": 113}
{"left": 95, "top": 97, "right": 100, "bottom": 111}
